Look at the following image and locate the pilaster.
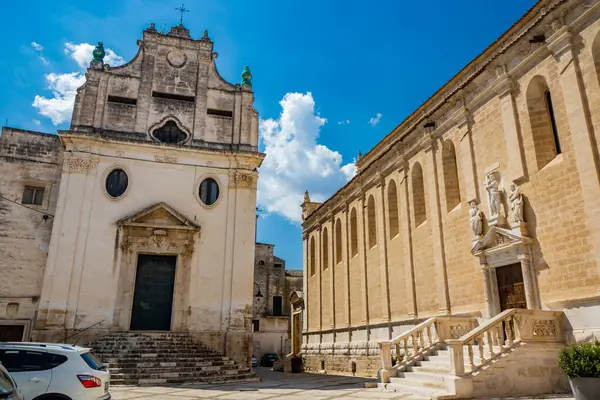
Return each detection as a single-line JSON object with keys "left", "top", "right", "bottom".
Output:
{"left": 342, "top": 204, "right": 352, "bottom": 336}
{"left": 329, "top": 215, "right": 336, "bottom": 331}
{"left": 495, "top": 68, "right": 527, "bottom": 183}
{"left": 358, "top": 192, "right": 370, "bottom": 328}
{"left": 399, "top": 162, "right": 417, "bottom": 318}
{"left": 422, "top": 136, "right": 451, "bottom": 314}
{"left": 302, "top": 233, "right": 309, "bottom": 334}
{"left": 455, "top": 103, "right": 479, "bottom": 203}
{"left": 547, "top": 24, "right": 600, "bottom": 275}
{"left": 376, "top": 175, "right": 392, "bottom": 331}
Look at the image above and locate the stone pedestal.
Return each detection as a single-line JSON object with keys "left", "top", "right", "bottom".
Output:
{"left": 511, "top": 222, "right": 528, "bottom": 236}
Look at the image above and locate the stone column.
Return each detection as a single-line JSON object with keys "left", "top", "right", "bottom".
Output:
{"left": 480, "top": 263, "right": 493, "bottom": 318}
{"left": 343, "top": 204, "right": 352, "bottom": 339}
{"left": 518, "top": 252, "right": 536, "bottom": 310}
{"left": 399, "top": 162, "right": 417, "bottom": 318}
{"left": 376, "top": 175, "right": 392, "bottom": 332}
{"left": 358, "top": 192, "right": 370, "bottom": 329}
{"left": 302, "top": 233, "right": 309, "bottom": 336}
{"left": 455, "top": 103, "right": 479, "bottom": 203}
{"left": 329, "top": 215, "right": 336, "bottom": 332}
{"left": 496, "top": 68, "right": 527, "bottom": 183}
{"left": 548, "top": 24, "right": 600, "bottom": 276}
{"left": 422, "top": 136, "right": 451, "bottom": 314}
{"left": 316, "top": 227, "right": 323, "bottom": 332}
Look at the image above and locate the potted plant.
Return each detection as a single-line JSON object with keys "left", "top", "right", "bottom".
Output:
{"left": 558, "top": 339, "right": 600, "bottom": 400}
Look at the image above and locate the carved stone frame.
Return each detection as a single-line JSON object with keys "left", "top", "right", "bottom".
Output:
{"left": 472, "top": 226, "right": 540, "bottom": 318}
{"left": 112, "top": 203, "right": 200, "bottom": 331}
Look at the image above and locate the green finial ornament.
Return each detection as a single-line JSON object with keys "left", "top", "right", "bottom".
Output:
{"left": 92, "top": 42, "right": 105, "bottom": 63}
{"left": 241, "top": 65, "right": 252, "bottom": 88}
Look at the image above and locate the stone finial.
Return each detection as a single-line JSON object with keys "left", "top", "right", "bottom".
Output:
{"left": 92, "top": 42, "right": 105, "bottom": 63}
{"left": 241, "top": 66, "right": 252, "bottom": 88}
{"left": 147, "top": 23, "right": 157, "bottom": 32}
{"left": 304, "top": 190, "right": 310, "bottom": 203}
{"left": 203, "top": 29, "right": 209, "bottom": 39}
{"left": 357, "top": 151, "right": 363, "bottom": 160}
{"left": 89, "top": 42, "right": 105, "bottom": 70}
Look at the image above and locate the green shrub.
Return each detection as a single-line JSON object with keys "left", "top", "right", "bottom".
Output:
{"left": 558, "top": 339, "right": 600, "bottom": 378}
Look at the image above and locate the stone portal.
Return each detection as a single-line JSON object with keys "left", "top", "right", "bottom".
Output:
{"left": 130, "top": 254, "right": 177, "bottom": 331}
{"left": 496, "top": 263, "right": 527, "bottom": 312}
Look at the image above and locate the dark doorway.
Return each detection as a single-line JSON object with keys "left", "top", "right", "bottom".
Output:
{"left": 496, "top": 263, "right": 527, "bottom": 311}
{"left": 0, "top": 325, "right": 24, "bottom": 341}
{"left": 273, "top": 296, "right": 283, "bottom": 316}
{"left": 130, "top": 254, "right": 177, "bottom": 331}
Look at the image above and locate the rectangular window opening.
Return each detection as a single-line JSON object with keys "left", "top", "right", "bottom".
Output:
{"left": 22, "top": 186, "right": 44, "bottom": 206}
{"left": 252, "top": 319, "right": 260, "bottom": 332}
{"left": 107, "top": 95, "right": 137, "bottom": 105}
{"left": 545, "top": 90, "right": 561, "bottom": 155}
{"left": 152, "top": 91, "right": 195, "bottom": 103}
{"left": 273, "top": 296, "right": 283, "bottom": 317}
{"left": 274, "top": 263, "right": 283, "bottom": 268}
{"left": 207, "top": 108, "right": 233, "bottom": 118}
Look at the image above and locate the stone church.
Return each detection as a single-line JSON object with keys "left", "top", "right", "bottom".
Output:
{"left": 300, "top": 0, "right": 600, "bottom": 397}
{"left": 0, "top": 22, "right": 262, "bottom": 367}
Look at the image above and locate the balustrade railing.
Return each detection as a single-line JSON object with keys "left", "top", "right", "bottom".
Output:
{"left": 445, "top": 309, "right": 564, "bottom": 376}
{"left": 378, "top": 315, "right": 476, "bottom": 382}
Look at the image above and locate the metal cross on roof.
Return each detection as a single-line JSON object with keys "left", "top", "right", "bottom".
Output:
{"left": 175, "top": 4, "right": 189, "bottom": 25}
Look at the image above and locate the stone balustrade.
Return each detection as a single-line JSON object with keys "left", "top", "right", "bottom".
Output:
{"left": 445, "top": 309, "right": 564, "bottom": 376}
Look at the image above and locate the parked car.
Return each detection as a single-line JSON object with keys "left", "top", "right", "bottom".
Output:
{"left": 0, "top": 342, "right": 110, "bottom": 400}
{"left": 260, "top": 353, "right": 280, "bottom": 367}
{"left": 0, "top": 362, "right": 23, "bottom": 400}
{"left": 251, "top": 355, "right": 258, "bottom": 367}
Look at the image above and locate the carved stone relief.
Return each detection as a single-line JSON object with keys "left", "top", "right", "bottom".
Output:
{"left": 449, "top": 324, "right": 470, "bottom": 339}
{"left": 532, "top": 319, "right": 557, "bottom": 337}
{"left": 64, "top": 157, "right": 99, "bottom": 174}
{"left": 229, "top": 171, "right": 257, "bottom": 189}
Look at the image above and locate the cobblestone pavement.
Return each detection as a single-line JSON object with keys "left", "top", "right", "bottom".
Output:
{"left": 110, "top": 367, "right": 575, "bottom": 400}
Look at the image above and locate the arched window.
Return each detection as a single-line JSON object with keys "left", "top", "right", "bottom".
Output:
{"left": 442, "top": 140, "right": 461, "bottom": 212}
{"left": 412, "top": 162, "right": 426, "bottom": 226}
{"left": 387, "top": 180, "right": 399, "bottom": 239}
{"left": 367, "top": 195, "right": 377, "bottom": 248}
{"left": 335, "top": 218, "right": 342, "bottom": 264}
{"left": 322, "top": 227, "right": 329, "bottom": 270}
{"left": 527, "top": 76, "right": 561, "bottom": 170}
{"left": 350, "top": 208, "right": 358, "bottom": 257}
{"left": 310, "top": 236, "right": 316, "bottom": 276}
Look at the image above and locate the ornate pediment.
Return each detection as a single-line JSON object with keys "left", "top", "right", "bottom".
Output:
{"left": 471, "top": 226, "right": 527, "bottom": 254}
{"left": 118, "top": 202, "right": 199, "bottom": 230}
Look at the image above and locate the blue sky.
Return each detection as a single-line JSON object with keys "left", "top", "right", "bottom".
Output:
{"left": 0, "top": 0, "right": 537, "bottom": 269}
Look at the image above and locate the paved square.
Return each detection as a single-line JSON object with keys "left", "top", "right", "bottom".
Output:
{"left": 109, "top": 368, "right": 575, "bottom": 400}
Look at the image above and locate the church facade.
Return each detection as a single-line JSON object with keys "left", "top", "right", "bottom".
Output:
{"left": 0, "top": 23, "right": 262, "bottom": 366}
{"left": 301, "top": 0, "right": 600, "bottom": 377}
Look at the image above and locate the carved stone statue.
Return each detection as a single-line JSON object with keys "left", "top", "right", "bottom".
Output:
{"left": 485, "top": 172, "right": 501, "bottom": 218}
{"left": 508, "top": 183, "right": 524, "bottom": 224}
{"left": 241, "top": 66, "right": 252, "bottom": 88}
{"left": 304, "top": 190, "right": 310, "bottom": 203}
{"left": 469, "top": 201, "right": 483, "bottom": 238}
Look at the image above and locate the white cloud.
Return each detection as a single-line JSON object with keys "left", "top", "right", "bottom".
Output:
{"left": 33, "top": 43, "right": 124, "bottom": 125}
{"left": 32, "top": 119, "right": 41, "bottom": 126}
{"left": 338, "top": 120, "right": 350, "bottom": 125}
{"left": 64, "top": 42, "right": 124, "bottom": 69}
{"left": 31, "top": 42, "right": 44, "bottom": 51}
{"left": 32, "top": 72, "right": 86, "bottom": 125}
{"left": 369, "top": 112, "right": 383, "bottom": 126}
{"left": 258, "top": 92, "right": 356, "bottom": 223}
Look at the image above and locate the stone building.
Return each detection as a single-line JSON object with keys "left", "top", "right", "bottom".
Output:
{"left": 252, "top": 243, "right": 303, "bottom": 359}
{"left": 0, "top": 23, "right": 262, "bottom": 367}
{"left": 300, "top": 0, "right": 600, "bottom": 396}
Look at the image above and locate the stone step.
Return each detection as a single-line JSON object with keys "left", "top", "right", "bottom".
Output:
{"left": 95, "top": 351, "right": 221, "bottom": 358}
{"left": 396, "top": 371, "right": 447, "bottom": 383}
{"left": 385, "top": 381, "right": 446, "bottom": 398}
{"left": 110, "top": 374, "right": 259, "bottom": 387}
{"left": 108, "top": 365, "right": 240, "bottom": 374}
{"left": 104, "top": 360, "right": 235, "bottom": 369}
{"left": 390, "top": 375, "right": 447, "bottom": 391}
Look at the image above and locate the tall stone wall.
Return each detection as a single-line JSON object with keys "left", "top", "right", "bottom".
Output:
{"left": 0, "top": 128, "right": 62, "bottom": 337}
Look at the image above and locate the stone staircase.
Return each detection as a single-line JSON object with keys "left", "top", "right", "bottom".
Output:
{"left": 88, "top": 332, "right": 256, "bottom": 386}
{"left": 378, "top": 309, "right": 568, "bottom": 399}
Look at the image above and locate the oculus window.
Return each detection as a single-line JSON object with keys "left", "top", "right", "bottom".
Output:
{"left": 199, "top": 178, "right": 219, "bottom": 206}
{"left": 106, "top": 169, "right": 129, "bottom": 198}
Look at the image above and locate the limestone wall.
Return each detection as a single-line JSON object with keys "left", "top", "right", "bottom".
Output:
{"left": 0, "top": 128, "right": 62, "bottom": 337}
{"left": 301, "top": 0, "right": 600, "bottom": 375}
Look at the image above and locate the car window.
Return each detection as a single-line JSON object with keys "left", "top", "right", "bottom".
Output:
{"left": 0, "top": 349, "right": 48, "bottom": 372}
{"left": 46, "top": 353, "right": 68, "bottom": 368}
{"left": 0, "top": 369, "right": 15, "bottom": 395}
{"left": 80, "top": 352, "right": 106, "bottom": 371}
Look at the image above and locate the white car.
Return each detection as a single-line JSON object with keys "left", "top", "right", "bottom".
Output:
{"left": 0, "top": 342, "right": 110, "bottom": 400}
{"left": 0, "top": 362, "right": 24, "bottom": 400}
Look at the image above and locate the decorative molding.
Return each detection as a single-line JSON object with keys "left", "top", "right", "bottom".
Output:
{"left": 449, "top": 324, "right": 471, "bottom": 339}
{"left": 65, "top": 157, "right": 98, "bottom": 174}
{"left": 116, "top": 151, "right": 124, "bottom": 158}
{"left": 155, "top": 155, "right": 178, "bottom": 163}
{"left": 230, "top": 171, "right": 257, "bottom": 189}
{"left": 532, "top": 319, "right": 557, "bottom": 337}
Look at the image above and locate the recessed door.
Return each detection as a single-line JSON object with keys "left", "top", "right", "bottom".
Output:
{"left": 496, "top": 263, "right": 527, "bottom": 311}
{"left": 130, "top": 254, "right": 177, "bottom": 331}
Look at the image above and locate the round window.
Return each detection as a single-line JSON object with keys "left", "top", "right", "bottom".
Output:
{"left": 106, "top": 169, "right": 129, "bottom": 198}
{"left": 199, "top": 178, "right": 219, "bottom": 206}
